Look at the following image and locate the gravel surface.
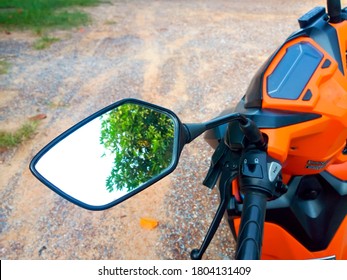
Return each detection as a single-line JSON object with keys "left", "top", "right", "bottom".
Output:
{"left": 0, "top": 0, "right": 338, "bottom": 260}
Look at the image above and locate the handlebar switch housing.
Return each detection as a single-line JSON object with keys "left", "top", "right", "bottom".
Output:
{"left": 239, "top": 148, "right": 282, "bottom": 199}
{"left": 235, "top": 148, "right": 282, "bottom": 259}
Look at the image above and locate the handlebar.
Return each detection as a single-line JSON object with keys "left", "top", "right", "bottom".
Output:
{"left": 235, "top": 190, "right": 267, "bottom": 260}
{"left": 224, "top": 117, "right": 281, "bottom": 259}
{"left": 234, "top": 146, "right": 281, "bottom": 259}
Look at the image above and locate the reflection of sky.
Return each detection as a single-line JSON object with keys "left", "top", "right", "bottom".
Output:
{"left": 35, "top": 116, "right": 129, "bottom": 206}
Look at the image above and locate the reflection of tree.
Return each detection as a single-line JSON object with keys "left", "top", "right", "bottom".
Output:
{"left": 100, "top": 103, "right": 175, "bottom": 193}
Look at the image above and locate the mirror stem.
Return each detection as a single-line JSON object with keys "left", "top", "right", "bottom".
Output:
{"left": 183, "top": 123, "right": 206, "bottom": 143}
{"left": 184, "top": 113, "right": 248, "bottom": 143}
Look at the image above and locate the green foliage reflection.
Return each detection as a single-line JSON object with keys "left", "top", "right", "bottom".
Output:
{"left": 100, "top": 103, "right": 175, "bottom": 193}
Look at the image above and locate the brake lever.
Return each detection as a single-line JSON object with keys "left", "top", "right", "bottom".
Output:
{"left": 191, "top": 145, "right": 239, "bottom": 260}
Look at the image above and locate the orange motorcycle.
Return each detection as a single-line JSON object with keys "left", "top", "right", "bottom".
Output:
{"left": 30, "top": 0, "right": 347, "bottom": 259}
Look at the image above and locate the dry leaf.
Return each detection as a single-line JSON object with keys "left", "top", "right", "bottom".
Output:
{"left": 140, "top": 217, "right": 159, "bottom": 230}
{"left": 29, "top": 114, "right": 47, "bottom": 121}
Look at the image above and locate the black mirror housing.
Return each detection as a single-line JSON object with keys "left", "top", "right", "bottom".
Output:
{"left": 30, "top": 99, "right": 184, "bottom": 210}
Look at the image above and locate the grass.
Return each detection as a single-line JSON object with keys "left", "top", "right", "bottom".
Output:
{"left": 0, "top": 60, "right": 11, "bottom": 74}
{"left": 33, "top": 36, "right": 60, "bottom": 50}
{"left": 0, "top": 0, "right": 103, "bottom": 33}
{"left": 0, "top": 121, "right": 39, "bottom": 149}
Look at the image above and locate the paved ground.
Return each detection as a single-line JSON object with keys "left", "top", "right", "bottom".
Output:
{"left": 0, "top": 0, "right": 337, "bottom": 259}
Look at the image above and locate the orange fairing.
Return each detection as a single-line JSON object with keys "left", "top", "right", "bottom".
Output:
{"left": 327, "top": 161, "right": 347, "bottom": 181}
{"left": 260, "top": 37, "right": 347, "bottom": 175}
{"left": 233, "top": 217, "right": 347, "bottom": 259}
{"left": 261, "top": 117, "right": 347, "bottom": 175}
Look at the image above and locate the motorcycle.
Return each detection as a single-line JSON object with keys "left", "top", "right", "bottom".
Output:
{"left": 30, "top": 0, "right": 347, "bottom": 259}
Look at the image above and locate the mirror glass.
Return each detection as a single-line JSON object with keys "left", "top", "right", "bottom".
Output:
{"left": 33, "top": 101, "right": 177, "bottom": 208}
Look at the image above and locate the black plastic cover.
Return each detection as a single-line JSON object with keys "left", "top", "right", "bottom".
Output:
{"left": 298, "top": 6, "right": 326, "bottom": 28}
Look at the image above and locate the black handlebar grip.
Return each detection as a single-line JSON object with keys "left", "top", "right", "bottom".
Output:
{"left": 235, "top": 190, "right": 267, "bottom": 260}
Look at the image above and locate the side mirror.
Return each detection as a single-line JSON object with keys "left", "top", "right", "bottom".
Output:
{"left": 30, "top": 99, "right": 183, "bottom": 210}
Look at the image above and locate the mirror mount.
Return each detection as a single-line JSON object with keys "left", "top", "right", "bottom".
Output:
{"left": 183, "top": 113, "right": 248, "bottom": 143}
